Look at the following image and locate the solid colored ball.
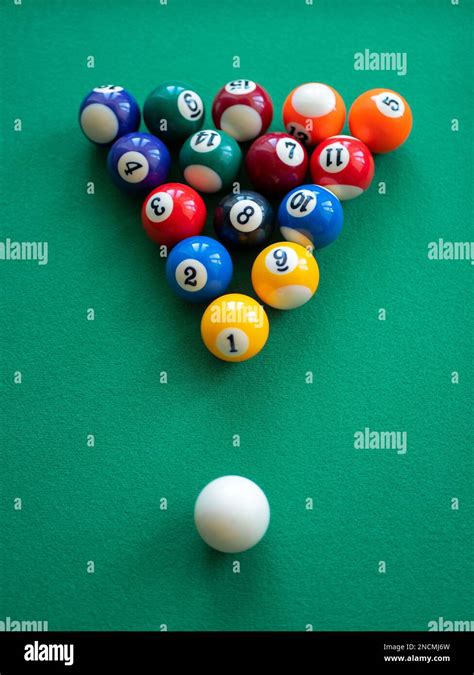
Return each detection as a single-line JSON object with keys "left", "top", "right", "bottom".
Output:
{"left": 348, "top": 88, "right": 413, "bottom": 154}
{"left": 107, "top": 132, "right": 170, "bottom": 196}
{"left": 310, "top": 135, "right": 375, "bottom": 200}
{"left": 211, "top": 79, "right": 273, "bottom": 142}
{"left": 79, "top": 85, "right": 140, "bottom": 145}
{"left": 141, "top": 183, "right": 206, "bottom": 248}
{"left": 143, "top": 81, "right": 204, "bottom": 144}
{"left": 245, "top": 132, "right": 308, "bottom": 197}
{"left": 179, "top": 129, "right": 242, "bottom": 193}
{"left": 194, "top": 475, "right": 270, "bottom": 553}
{"left": 282, "top": 82, "right": 346, "bottom": 147}
{"left": 201, "top": 293, "right": 269, "bottom": 362}
{"left": 213, "top": 191, "right": 274, "bottom": 249}
{"left": 165, "top": 236, "right": 233, "bottom": 303}
{"left": 251, "top": 242, "right": 319, "bottom": 310}
{"left": 278, "top": 184, "right": 344, "bottom": 250}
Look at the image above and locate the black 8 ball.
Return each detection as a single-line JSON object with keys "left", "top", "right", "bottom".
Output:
{"left": 213, "top": 191, "right": 274, "bottom": 249}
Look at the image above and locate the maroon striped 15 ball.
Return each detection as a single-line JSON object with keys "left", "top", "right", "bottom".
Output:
{"left": 212, "top": 79, "right": 273, "bottom": 142}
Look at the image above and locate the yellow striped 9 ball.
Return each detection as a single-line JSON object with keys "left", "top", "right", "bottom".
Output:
{"left": 251, "top": 242, "right": 319, "bottom": 310}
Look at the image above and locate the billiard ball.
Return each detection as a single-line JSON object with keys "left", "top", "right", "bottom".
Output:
{"left": 143, "top": 81, "right": 204, "bottom": 144}
{"left": 201, "top": 293, "right": 269, "bottom": 362}
{"left": 245, "top": 132, "right": 308, "bottom": 197}
{"left": 211, "top": 79, "right": 273, "bottom": 142}
{"left": 282, "top": 82, "right": 346, "bottom": 147}
{"left": 310, "top": 135, "right": 375, "bottom": 201}
{"left": 107, "top": 132, "right": 170, "bottom": 195}
{"left": 165, "top": 236, "right": 233, "bottom": 303}
{"left": 349, "top": 88, "right": 412, "bottom": 154}
{"left": 278, "top": 184, "right": 343, "bottom": 250}
{"left": 179, "top": 129, "right": 242, "bottom": 193}
{"left": 251, "top": 242, "right": 319, "bottom": 310}
{"left": 79, "top": 85, "right": 140, "bottom": 145}
{"left": 213, "top": 191, "right": 274, "bottom": 249}
{"left": 141, "top": 183, "right": 206, "bottom": 248}
{"left": 194, "top": 475, "right": 270, "bottom": 553}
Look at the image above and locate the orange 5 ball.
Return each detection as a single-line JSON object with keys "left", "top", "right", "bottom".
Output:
{"left": 349, "top": 88, "right": 412, "bottom": 154}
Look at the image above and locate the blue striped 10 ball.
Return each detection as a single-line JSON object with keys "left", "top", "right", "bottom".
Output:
{"left": 278, "top": 184, "right": 344, "bottom": 249}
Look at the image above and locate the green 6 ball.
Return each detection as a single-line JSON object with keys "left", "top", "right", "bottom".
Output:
{"left": 144, "top": 81, "right": 205, "bottom": 144}
{"left": 179, "top": 129, "right": 242, "bottom": 193}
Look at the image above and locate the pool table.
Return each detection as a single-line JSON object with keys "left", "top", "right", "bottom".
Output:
{"left": 1, "top": 0, "right": 472, "bottom": 632}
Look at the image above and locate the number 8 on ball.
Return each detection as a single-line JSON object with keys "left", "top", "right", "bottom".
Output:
{"left": 213, "top": 191, "right": 274, "bottom": 249}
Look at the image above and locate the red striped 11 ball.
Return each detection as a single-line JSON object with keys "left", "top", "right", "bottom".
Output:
{"left": 310, "top": 135, "right": 374, "bottom": 200}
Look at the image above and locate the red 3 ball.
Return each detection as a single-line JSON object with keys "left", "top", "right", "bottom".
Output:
{"left": 141, "top": 182, "right": 206, "bottom": 248}
{"left": 310, "top": 135, "right": 374, "bottom": 201}
{"left": 212, "top": 79, "right": 273, "bottom": 142}
{"left": 245, "top": 132, "right": 308, "bottom": 197}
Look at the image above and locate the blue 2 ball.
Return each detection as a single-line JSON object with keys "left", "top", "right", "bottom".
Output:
{"left": 166, "top": 236, "right": 233, "bottom": 302}
{"left": 165, "top": 236, "right": 233, "bottom": 303}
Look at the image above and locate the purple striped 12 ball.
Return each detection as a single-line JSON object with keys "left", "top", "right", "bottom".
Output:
{"left": 79, "top": 85, "right": 140, "bottom": 146}
{"left": 107, "top": 132, "right": 171, "bottom": 195}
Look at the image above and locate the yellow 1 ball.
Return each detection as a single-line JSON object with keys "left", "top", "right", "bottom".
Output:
{"left": 201, "top": 293, "right": 269, "bottom": 362}
{"left": 251, "top": 242, "right": 319, "bottom": 310}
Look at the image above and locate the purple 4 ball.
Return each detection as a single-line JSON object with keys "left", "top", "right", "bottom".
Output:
{"left": 107, "top": 132, "right": 171, "bottom": 196}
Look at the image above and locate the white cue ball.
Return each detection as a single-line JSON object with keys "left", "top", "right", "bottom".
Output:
{"left": 194, "top": 475, "right": 270, "bottom": 553}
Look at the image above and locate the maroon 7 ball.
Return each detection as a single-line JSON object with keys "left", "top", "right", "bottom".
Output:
{"left": 245, "top": 132, "right": 308, "bottom": 197}
{"left": 212, "top": 79, "right": 273, "bottom": 142}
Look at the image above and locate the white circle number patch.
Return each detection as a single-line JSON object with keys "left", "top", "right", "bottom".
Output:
{"left": 225, "top": 80, "right": 257, "bottom": 95}
{"left": 145, "top": 192, "right": 174, "bottom": 223}
{"left": 319, "top": 142, "right": 350, "bottom": 173}
{"left": 265, "top": 246, "right": 299, "bottom": 275}
{"left": 190, "top": 130, "right": 221, "bottom": 153}
{"left": 175, "top": 259, "right": 208, "bottom": 292}
{"left": 177, "top": 90, "right": 204, "bottom": 121}
{"left": 286, "top": 189, "right": 317, "bottom": 218}
{"left": 276, "top": 137, "right": 305, "bottom": 167}
{"left": 229, "top": 200, "right": 263, "bottom": 233}
{"left": 118, "top": 151, "right": 149, "bottom": 183}
{"left": 93, "top": 85, "right": 124, "bottom": 94}
{"left": 372, "top": 92, "right": 405, "bottom": 118}
{"left": 216, "top": 328, "right": 249, "bottom": 357}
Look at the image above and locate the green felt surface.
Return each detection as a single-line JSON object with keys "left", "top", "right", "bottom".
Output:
{"left": 1, "top": 0, "right": 472, "bottom": 631}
